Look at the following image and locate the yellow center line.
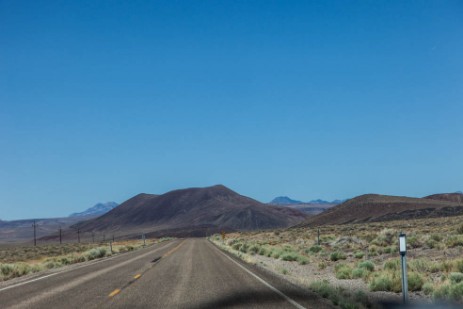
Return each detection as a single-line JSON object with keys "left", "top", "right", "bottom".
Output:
{"left": 133, "top": 274, "right": 141, "bottom": 279}
{"left": 108, "top": 289, "right": 121, "bottom": 297}
{"left": 163, "top": 240, "right": 185, "bottom": 257}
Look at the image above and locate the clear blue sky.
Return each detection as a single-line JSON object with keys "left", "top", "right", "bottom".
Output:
{"left": 1, "top": 1, "right": 462, "bottom": 220}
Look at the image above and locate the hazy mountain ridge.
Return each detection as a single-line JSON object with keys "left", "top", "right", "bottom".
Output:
{"left": 269, "top": 196, "right": 344, "bottom": 215}
{"left": 269, "top": 196, "right": 344, "bottom": 205}
{"left": 69, "top": 202, "right": 119, "bottom": 217}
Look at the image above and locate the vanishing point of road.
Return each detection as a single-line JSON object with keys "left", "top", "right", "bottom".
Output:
{"left": 0, "top": 238, "right": 333, "bottom": 308}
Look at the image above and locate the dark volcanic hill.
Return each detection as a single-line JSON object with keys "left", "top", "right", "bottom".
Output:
{"left": 424, "top": 193, "right": 463, "bottom": 204}
{"left": 299, "top": 193, "right": 463, "bottom": 227}
{"left": 74, "top": 185, "right": 307, "bottom": 237}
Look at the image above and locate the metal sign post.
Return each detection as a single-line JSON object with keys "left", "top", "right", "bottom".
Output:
{"left": 399, "top": 232, "right": 408, "bottom": 304}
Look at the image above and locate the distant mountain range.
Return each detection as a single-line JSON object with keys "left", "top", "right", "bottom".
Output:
{"left": 269, "top": 196, "right": 344, "bottom": 215}
{"left": 298, "top": 192, "right": 463, "bottom": 227}
{"left": 69, "top": 202, "right": 119, "bottom": 217}
{"left": 269, "top": 196, "right": 344, "bottom": 205}
{"left": 74, "top": 185, "right": 307, "bottom": 237}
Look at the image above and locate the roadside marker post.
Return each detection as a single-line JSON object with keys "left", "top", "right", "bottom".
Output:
{"left": 399, "top": 232, "right": 408, "bottom": 304}
{"left": 142, "top": 234, "right": 146, "bottom": 247}
{"left": 317, "top": 227, "right": 320, "bottom": 245}
{"left": 110, "top": 241, "right": 113, "bottom": 254}
{"left": 59, "top": 227, "right": 62, "bottom": 244}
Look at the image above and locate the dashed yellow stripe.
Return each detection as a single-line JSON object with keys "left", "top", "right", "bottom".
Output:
{"left": 108, "top": 289, "right": 121, "bottom": 297}
{"left": 134, "top": 274, "right": 141, "bottom": 279}
{"left": 163, "top": 241, "right": 185, "bottom": 257}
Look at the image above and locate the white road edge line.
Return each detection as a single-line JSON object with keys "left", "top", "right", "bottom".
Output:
{"left": 0, "top": 240, "right": 174, "bottom": 293}
{"left": 0, "top": 273, "right": 58, "bottom": 292}
{"left": 211, "top": 243, "right": 306, "bottom": 309}
{"left": 0, "top": 250, "right": 124, "bottom": 293}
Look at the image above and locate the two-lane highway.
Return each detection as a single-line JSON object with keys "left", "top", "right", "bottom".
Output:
{"left": 0, "top": 239, "right": 333, "bottom": 308}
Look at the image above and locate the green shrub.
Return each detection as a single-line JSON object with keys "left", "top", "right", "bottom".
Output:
{"left": 449, "top": 272, "right": 463, "bottom": 284}
{"left": 354, "top": 251, "right": 364, "bottom": 259}
{"left": 422, "top": 282, "right": 434, "bottom": 295}
{"left": 433, "top": 284, "right": 451, "bottom": 300}
{"left": 408, "top": 272, "right": 424, "bottom": 291}
{"left": 369, "top": 272, "right": 401, "bottom": 292}
{"left": 368, "top": 245, "right": 378, "bottom": 255}
{"left": 431, "top": 234, "right": 443, "bottom": 242}
{"left": 454, "top": 259, "right": 463, "bottom": 273}
{"left": 248, "top": 245, "right": 260, "bottom": 255}
{"left": 272, "top": 249, "right": 282, "bottom": 259}
{"left": 450, "top": 282, "right": 463, "bottom": 301}
{"left": 318, "top": 261, "right": 327, "bottom": 270}
{"left": 330, "top": 251, "right": 347, "bottom": 261}
{"left": 383, "top": 246, "right": 393, "bottom": 254}
{"left": 45, "top": 261, "right": 58, "bottom": 269}
{"left": 232, "top": 242, "right": 242, "bottom": 251}
{"left": 86, "top": 247, "right": 107, "bottom": 260}
{"left": 358, "top": 260, "right": 375, "bottom": 272}
{"left": 0, "top": 264, "right": 14, "bottom": 276}
{"left": 352, "top": 267, "right": 368, "bottom": 279}
{"left": 310, "top": 280, "right": 371, "bottom": 309}
{"left": 227, "top": 239, "right": 239, "bottom": 246}
{"left": 446, "top": 236, "right": 463, "bottom": 248}
{"left": 335, "top": 264, "right": 352, "bottom": 279}
{"left": 266, "top": 249, "right": 273, "bottom": 257}
{"left": 258, "top": 247, "right": 267, "bottom": 256}
{"left": 281, "top": 252, "right": 298, "bottom": 261}
{"left": 410, "top": 259, "right": 430, "bottom": 273}
{"left": 407, "top": 235, "right": 420, "bottom": 248}
{"left": 369, "top": 274, "right": 393, "bottom": 292}
{"left": 239, "top": 243, "right": 249, "bottom": 253}
{"left": 297, "top": 255, "right": 309, "bottom": 265}
{"left": 307, "top": 245, "right": 322, "bottom": 254}
{"left": 310, "top": 280, "right": 333, "bottom": 298}
{"left": 384, "top": 259, "right": 400, "bottom": 271}
{"left": 429, "top": 262, "right": 443, "bottom": 273}
{"left": 373, "top": 228, "right": 396, "bottom": 246}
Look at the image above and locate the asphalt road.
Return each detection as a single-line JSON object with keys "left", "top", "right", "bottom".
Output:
{"left": 0, "top": 238, "right": 333, "bottom": 308}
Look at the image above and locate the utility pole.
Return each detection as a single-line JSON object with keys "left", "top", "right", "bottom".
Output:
{"left": 77, "top": 229, "right": 80, "bottom": 243}
{"left": 32, "top": 220, "right": 37, "bottom": 246}
{"left": 112, "top": 234, "right": 115, "bottom": 242}
{"left": 317, "top": 227, "right": 320, "bottom": 245}
{"left": 59, "top": 226, "right": 62, "bottom": 244}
